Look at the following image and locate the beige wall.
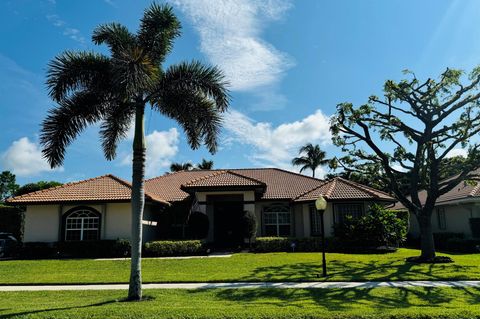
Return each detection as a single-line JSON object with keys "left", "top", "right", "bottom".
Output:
{"left": 24, "top": 205, "right": 60, "bottom": 242}
{"left": 23, "top": 202, "right": 162, "bottom": 243}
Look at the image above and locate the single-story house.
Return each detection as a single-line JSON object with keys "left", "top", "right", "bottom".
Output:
{"left": 7, "top": 168, "right": 395, "bottom": 245}
{"left": 395, "top": 173, "right": 480, "bottom": 239}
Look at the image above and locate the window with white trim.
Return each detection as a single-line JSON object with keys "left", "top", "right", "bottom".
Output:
{"left": 437, "top": 207, "right": 446, "bottom": 230}
{"left": 334, "top": 203, "right": 364, "bottom": 224}
{"left": 65, "top": 209, "right": 100, "bottom": 241}
{"left": 309, "top": 204, "right": 322, "bottom": 236}
{"left": 263, "top": 204, "right": 291, "bottom": 237}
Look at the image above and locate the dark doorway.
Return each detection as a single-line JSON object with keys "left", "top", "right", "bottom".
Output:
{"left": 213, "top": 200, "right": 244, "bottom": 247}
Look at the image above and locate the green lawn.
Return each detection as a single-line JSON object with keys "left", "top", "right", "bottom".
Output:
{"left": 0, "top": 249, "right": 479, "bottom": 285}
{"left": 1, "top": 287, "right": 480, "bottom": 318}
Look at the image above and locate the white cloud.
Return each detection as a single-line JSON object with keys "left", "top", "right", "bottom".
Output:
{"left": 173, "top": 0, "right": 294, "bottom": 93}
{"left": 120, "top": 128, "right": 180, "bottom": 177}
{"left": 445, "top": 148, "right": 468, "bottom": 158}
{"left": 1, "top": 137, "right": 62, "bottom": 177}
{"left": 223, "top": 109, "right": 332, "bottom": 175}
{"left": 46, "top": 14, "right": 85, "bottom": 44}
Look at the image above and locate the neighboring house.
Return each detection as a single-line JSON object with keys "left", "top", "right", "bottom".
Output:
{"left": 7, "top": 168, "right": 395, "bottom": 245}
{"left": 395, "top": 174, "right": 480, "bottom": 239}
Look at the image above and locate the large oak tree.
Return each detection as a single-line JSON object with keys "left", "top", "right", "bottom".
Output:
{"left": 330, "top": 67, "right": 480, "bottom": 261}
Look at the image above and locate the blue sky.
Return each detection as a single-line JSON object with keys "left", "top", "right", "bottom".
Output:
{"left": 1, "top": 0, "right": 479, "bottom": 185}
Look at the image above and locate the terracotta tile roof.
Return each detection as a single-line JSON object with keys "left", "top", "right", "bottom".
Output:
{"left": 393, "top": 168, "right": 480, "bottom": 210}
{"left": 182, "top": 170, "right": 266, "bottom": 189}
{"left": 6, "top": 174, "right": 168, "bottom": 205}
{"left": 145, "top": 168, "right": 324, "bottom": 201}
{"left": 294, "top": 177, "right": 395, "bottom": 202}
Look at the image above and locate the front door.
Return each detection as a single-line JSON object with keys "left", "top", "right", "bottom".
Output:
{"left": 213, "top": 201, "right": 244, "bottom": 247}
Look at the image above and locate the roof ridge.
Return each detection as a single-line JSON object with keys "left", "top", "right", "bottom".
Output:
{"left": 182, "top": 170, "right": 227, "bottom": 186}
{"left": 292, "top": 179, "right": 330, "bottom": 201}
{"left": 468, "top": 180, "right": 480, "bottom": 197}
{"left": 225, "top": 170, "right": 266, "bottom": 186}
{"left": 269, "top": 168, "right": 324, "bottom": 182}
{"left": 334, "top": 177, "right": 390, "bottom": 198}
{"left": 325, "top": 178, "right": 337, "bottom": 198}
{"left": 105, "top": 174, "right": 161, "bottom": 203}
{"left": 7, "top": 174, "right": 113, "bottom": 202}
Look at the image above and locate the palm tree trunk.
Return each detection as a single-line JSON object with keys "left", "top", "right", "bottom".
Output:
{"left": 128, "top": 105, "right": 146, "bottom": 301}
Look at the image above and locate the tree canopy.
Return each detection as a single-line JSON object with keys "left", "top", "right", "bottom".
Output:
{"left": 330, "top": 67, "right": 480, "bottom": 260}
{"left": 291, "top": 143, "right": 329, "bottom": 178}
{"left": 0, "top": 171, "right": 19, "bottom": 203}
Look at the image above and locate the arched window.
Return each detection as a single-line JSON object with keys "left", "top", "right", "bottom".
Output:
{"left": 263, "top": 204, "right": 291, "bottom": 237}
{"left": 64, "top": 208, "right": 101, "bottom": 241}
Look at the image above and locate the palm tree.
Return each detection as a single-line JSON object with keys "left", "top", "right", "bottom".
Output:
{"left": 40, "top": 3, "right": 229, "bottom": 301}
{"left": 197, "top": 158, "right": 213, "bottom": 170}
{"left": 170, "top": 162, "right": 193, "bottom": 172}
{"left": 291, "top": 143, "right": 329, "bottom": 178}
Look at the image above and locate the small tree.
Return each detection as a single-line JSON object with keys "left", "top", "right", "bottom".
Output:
{"left": 240, "top": 210, "right": 257, "bottom": 247}
{"left": 187, "top": 211, "right": 209, "bottom": 239}
{"left": 331, "top": 67, "right": 480, "bottom": 261}
{"left": 0, "top": 171, "right": 19, "bottom": 203}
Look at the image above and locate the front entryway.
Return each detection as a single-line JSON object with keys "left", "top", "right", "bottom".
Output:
{"left": 213, "top": 200, "right": 244, "bottom": 247}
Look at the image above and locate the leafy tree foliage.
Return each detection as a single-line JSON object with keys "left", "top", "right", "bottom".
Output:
{"left": 333, "top": 204, "right": 408, "bottom": 249}
{"left": 15, "top": 181, "right": 63, "bottom": 197}
{"left": 0, "top": 171, "right": 19, "bottom": 202}
{"left": 291, "top": 143, "right": 329, "bottom": 178}
{"left": 196, "top": 158, "right": 214, "bottom": 170}
{"left": 40, "top": 3, "right": 229, "bottom": 300}
{"left": 240, "top": 210, "right": 257, "bottom": 247}
{"left": 331, "top": 67, "right": 480, "bottom": 261}
{"left": 170, "top": 162, "right": 193, "bottom": 172}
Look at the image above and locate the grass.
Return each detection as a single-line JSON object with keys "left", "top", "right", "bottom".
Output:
{"left": 0, "top": 249, "right": 479, "bottom": 285}
{"left": 1, "top": 287, "right": 480, "bottom": 318}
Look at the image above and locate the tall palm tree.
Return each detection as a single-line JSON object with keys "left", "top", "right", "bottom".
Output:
{"left": 170, "top": 162, "right": 193, "bottom": 172}
{"left": 40, "top": 3, "right": 229, "bottom": 301}
{"left": 291, "top": 143, "right": 329, "bottom": 178}
{"left": 197, "top": 158, "right": 213, "bottom": 170}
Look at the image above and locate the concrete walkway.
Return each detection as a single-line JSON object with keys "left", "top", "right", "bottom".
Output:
{"left": 1, "top": 281, "right": 480, "bottom": 291}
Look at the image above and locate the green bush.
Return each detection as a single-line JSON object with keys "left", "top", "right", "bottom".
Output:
{"left": 144, "top": 240, "right": 206, "bottom": 257}
{"left": 254, "top": 237, "right": 291, "bottom": 252}
{"left": 57, "top": 239, "right": 131, "bottom": 258}
{"left": 333, "top": 204, "right": 408, "bottom": 249}
{"left": 433, "top": 232, "right": 464, "bottom": 250}
{"left": 240, "top": 210, "right": 257, "bottom": 245}
{"left": 187, "top": 212, "right": 209, "bottom": 239}
{"left": 444, "top": 238, "right": 480, "bottom": 253}
{"left": 0, "top": 205, "right": 24, "bottom": 241}
{"left": 20, "top": 240, "right": 131, "bottom": 259}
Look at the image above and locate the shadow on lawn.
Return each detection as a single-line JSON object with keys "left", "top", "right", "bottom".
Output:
{"left": 201, "top": 286, "right": 480, "bottom": 312}
{"left": 240, "top": 258, "right": 479, "bottom": 282}
{"left": 0, "top": 299, "right": 119, "bottom": 318}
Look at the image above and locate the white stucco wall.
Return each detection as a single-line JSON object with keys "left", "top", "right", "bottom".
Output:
{"left": 23, "top": 205, "right": 60, "bottom": 242}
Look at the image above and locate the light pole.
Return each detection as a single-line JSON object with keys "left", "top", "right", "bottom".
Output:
{"left": 315, "top": 195, "right": 327, "bottom": 277}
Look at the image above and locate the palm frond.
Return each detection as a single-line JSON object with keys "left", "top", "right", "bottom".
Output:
{"left": 46, "top": 51, "right": 111, "bottom": 102}
{"left": 92, "top": 23, "right": 137, "bottom": 55}
{"left": 138, "top": 3, "right": 181, "bottom": 64}
{"left": 40, "top": 91, "right": 107, "bottom": 167}
{"left": 158, "top": 61, "right": 230, "bottom": 111}
{"left": 99, "top": 102, "right": 135, "bottom": 160}
{"left": 155, "top": 90, "right": 222, "bottom": 153}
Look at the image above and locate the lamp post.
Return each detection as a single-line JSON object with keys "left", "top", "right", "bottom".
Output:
{"left": 315, "top": 195, "right": 327, "bottom": 277}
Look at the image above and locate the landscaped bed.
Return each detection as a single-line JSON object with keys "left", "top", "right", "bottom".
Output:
{"left": 0, "top": 249, "right": 479, "bottom": 285}
{"left": 1, "top": 287, "right": 479, "bottom": 318}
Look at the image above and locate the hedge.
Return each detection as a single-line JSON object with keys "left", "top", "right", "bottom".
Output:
{"left": 144, "top": 240, "right": 206, "bottom": 257}
{"left": 254, "top": 237, "right": 325, "bottom": 253}
{"left": 19, "top": 239, "right": 131, "bottom": 259}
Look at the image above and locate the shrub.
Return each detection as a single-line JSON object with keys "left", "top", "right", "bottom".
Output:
{"left": 433, "top": 232, "right": 464, "bottom": 250}
{"left": 444, "top": 238, "right": 480, "bottom": 253}
{"left": 20, "top": 242, "right": 57, "bottom": 259}
{"left": 144, "top": 240, "right": 206, "bottom": 257}
{"left": 187, "top": 212, "right": 209, "bottom": 239}
{"left": 254, "top": 237, "right": 291, "bottom": 252}
{"left": 334, "top": 204, "right": 408, "bottom": 249}
{"left": 240, "top": 210, "right": 257, "bottom": 245}
{"left": 0, "top": 205, "right": 24, "bottom": 241}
